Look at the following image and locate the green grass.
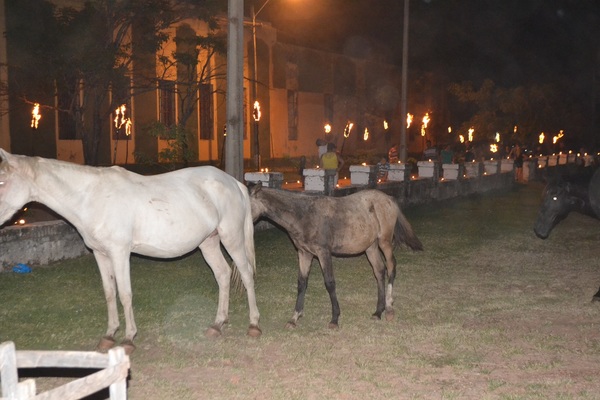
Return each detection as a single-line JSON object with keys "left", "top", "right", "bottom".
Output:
{"left": 2, "top": 182, "right": 600, "bottom": 399}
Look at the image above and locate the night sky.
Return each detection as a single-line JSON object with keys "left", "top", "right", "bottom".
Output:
{"left": 261, "top": 0, "right": 600, "bottom": 88}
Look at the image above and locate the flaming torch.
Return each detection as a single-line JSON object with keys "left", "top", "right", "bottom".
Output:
{"left": 31, "top": 103, "right": 41, "bottom": 129}
{"left": 406, "top": 113, "right": 413, "bottom": 129}
{"left": 113, "top": 104, "right": 132, "bottom": 164}
{"left": 421, "top": 112, "right": 430, "bottom": 137}
{"left": 363, "top": 127, "right": 369, "bottom": 141}
{"left": 340, "top": 121, "right": 353, "bottom": 155}
{"left": 324, "top": 123, "right": 332, "bottom": 134}
{"left": 468, "top": 128, "right": 474, "bottom": 142}
{"left": 539, "top": 132, "right": 545, "bottom": 144}
{"left": 553, "top": 130, "right": 564, "bottom": 144}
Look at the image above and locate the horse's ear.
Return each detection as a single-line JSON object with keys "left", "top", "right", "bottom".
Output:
{"left": 247, "top": 183, "right": 262, "bottom": 195}
{"left": 0, "top": 148, "right": 8, "bottom": 163}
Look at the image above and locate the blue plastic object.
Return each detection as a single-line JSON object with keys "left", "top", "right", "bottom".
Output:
{"left": 12, "top": 263, "right": 31, "bottom": 274}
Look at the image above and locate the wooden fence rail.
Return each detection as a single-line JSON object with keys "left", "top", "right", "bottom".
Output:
{"left": 0, "top": 341, "right": 130, "bottom": 400}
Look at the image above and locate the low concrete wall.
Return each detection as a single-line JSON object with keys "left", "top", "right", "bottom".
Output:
{"left": 0, "top": 221, "right": 90, "bottom": 270}
{"left": 0, "top": 160, "right": 580, "bottom": 270}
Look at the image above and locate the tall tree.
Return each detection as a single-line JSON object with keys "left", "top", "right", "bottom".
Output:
{"left": 4, "top": 0, "right": 226, "bottom": 165}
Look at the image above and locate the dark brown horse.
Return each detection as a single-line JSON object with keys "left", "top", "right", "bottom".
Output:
{"left": 250, "top": 185, "right": 423, "bottom": 329}
{"left": 534, "top": 168, "right": 600, "bottom": 301}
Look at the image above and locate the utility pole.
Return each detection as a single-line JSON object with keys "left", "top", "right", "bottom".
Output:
{"left": 399, "top": 0, "right": 409, "bottom": 162}
{"left": 225, "top": 0, "right": 244, "bottom": 181}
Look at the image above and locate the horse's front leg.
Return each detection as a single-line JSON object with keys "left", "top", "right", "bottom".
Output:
{"left": 111, "top": 251, "right": 137, "bottom": 354}
{"left": 365, "top": 244, "right": 387, "bottom": 320}
{"left": 93, "top": 251, "right": 121, "bottom": 353}
{"left": 286, "top": 250, "right": 313, "bottom": 329}
{"left": 316, "top": 251, "right": 340, "bottom": 329}
{"left": 199, "top": 234, "right": 232, "bottom": 338}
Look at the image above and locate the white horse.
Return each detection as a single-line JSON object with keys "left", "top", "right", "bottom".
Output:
{"left": 0, "top": 149, "right": 261, "bottom": 353}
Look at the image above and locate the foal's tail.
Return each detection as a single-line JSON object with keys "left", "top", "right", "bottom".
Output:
{"left": 393, "top": 206, "right": 424, "bottom": 251}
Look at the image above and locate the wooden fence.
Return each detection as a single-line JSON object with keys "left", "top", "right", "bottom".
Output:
{"left": 0, "top": 341, "right": 130, "bottom": 400}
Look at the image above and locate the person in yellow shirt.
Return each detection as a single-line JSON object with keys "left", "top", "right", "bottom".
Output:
{"left": 320, "top": 142, "right": 344, "bottom": 195}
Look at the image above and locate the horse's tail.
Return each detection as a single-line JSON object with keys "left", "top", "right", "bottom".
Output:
{"left": 393, "top": 206, "right": 424, "bottom": 251}
{"left": 232, "top": 183, "right": 257, "bottom": 293}
{"left": 243, "top": 192, "right": 257, "bottom": 275}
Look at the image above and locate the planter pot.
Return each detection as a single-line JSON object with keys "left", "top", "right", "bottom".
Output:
{"left": 350, "top": 164, "right": 376, "bottom": 187}
{"left": 441, "top": 163, "right": 459, "bottom": 180}
{"left": 417, "top": 161, "right": 438, "bottom": 179}
{"left": 483, "top": 160, "right": 499, "bottom": 175}
{"left": 387, "top": 162, "right": 411, "bottom": 182}
{"left": 463, "top": 162, "right": 480, "bottom": 178}
{"left": 244, "top": 171, "right": 284, "bottom": 188}
{"left": 500, "top": 159, "right": 514, "bottom": 173}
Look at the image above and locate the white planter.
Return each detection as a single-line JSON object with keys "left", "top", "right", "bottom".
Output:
{"left": 537, "top": 156, "right": 548, "bottom": 169}
{"left": 417, "top": 161, "right": 437, "bottom": 179}
{"left": 548, "top": 155, "right": 558, "bottom": 166}
{"left": 463, "top": 162, "right": 480, "bottom": 178}
{"left": 558, "top": 153, "right": 567, "bottom": 165}
{"left": 350, "top": 164, "right": 376, "bottom": 186}
{"left": 483, "top": 160, "right": 499, "bottom": 175}
{"left": 500, "top": 159, "right": 514, "bottom": 173}
{"left": 522, "top": 159, "right": 535, "bottom": 182}
{"left": 387, "top": 162, "right": 411, "bottom": 182}
{"left": 567, "top": 153, "right": 576, "bottom": 163}
{"left": 244, "top": 171, "right": 284, "bottom": 188}
{"left": 303, "top": 168, "right": 326, "bottom": 192}
{"left": 441, "top": 163, "right": 459, "bottom": 180}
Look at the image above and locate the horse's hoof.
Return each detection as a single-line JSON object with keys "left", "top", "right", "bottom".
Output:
{"left": 371, "top": 313, "right": 382, "bottom": 321}
{"left": 385, "top": 309, "right": 395, "bottom": 321}
{"left": 96, "top": 336, "right": 116, "bottom": 353}
{"left": 328, "top": 322, "right": 339, "bottom": 330}
{"left": 247, "top": 325, "right": 262, "bottom": 338}
{"left": 120, "top": 340, "right": 136, "bottom": 355}
{"left": 205, "top": 326, "right": 222, "bottom": 338}
{"left": 285, "top": 321, "right": 297, "bottom": 329}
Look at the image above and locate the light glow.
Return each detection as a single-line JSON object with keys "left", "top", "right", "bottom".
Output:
{"left": 31, "top": 103, "right": 41, "bottom": 129}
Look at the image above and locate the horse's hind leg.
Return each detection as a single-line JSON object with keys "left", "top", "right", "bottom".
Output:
{"left": 316, "top": 251, "right": 341, "bottom": 329}
{"left": 365, "top": 244, "right": 387, "bottom": 320}
{"left": 287, "top": 250, "right": 313, "bottom": 329}
{"left": 199, "top": 234, "right": 232, "bottom": 338}
{"left": 379, "top": 239, "right": 397, "bottom": 321}
{"left": 223, "top": 239, "right": 261, "bottom": 337}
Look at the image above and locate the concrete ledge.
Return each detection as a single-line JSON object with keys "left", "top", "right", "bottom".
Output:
{"left": 0, "top": 220, "right": 89, "bottom": 270}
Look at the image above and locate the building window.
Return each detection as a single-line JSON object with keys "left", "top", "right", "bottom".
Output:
{"left": 287, "top": 90, "right": 298, "bottom": 140}
{"left": 159, "top": 80, "right": 176, "bottom": 127}
{"left": 199, "top": 83, "right": 213, "bottom": 140}
{"left": 324, "top": 93, "right": 334, "bottom": 123}
{"left": 56, "top": 79, "right": 78, "bottom": 140}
